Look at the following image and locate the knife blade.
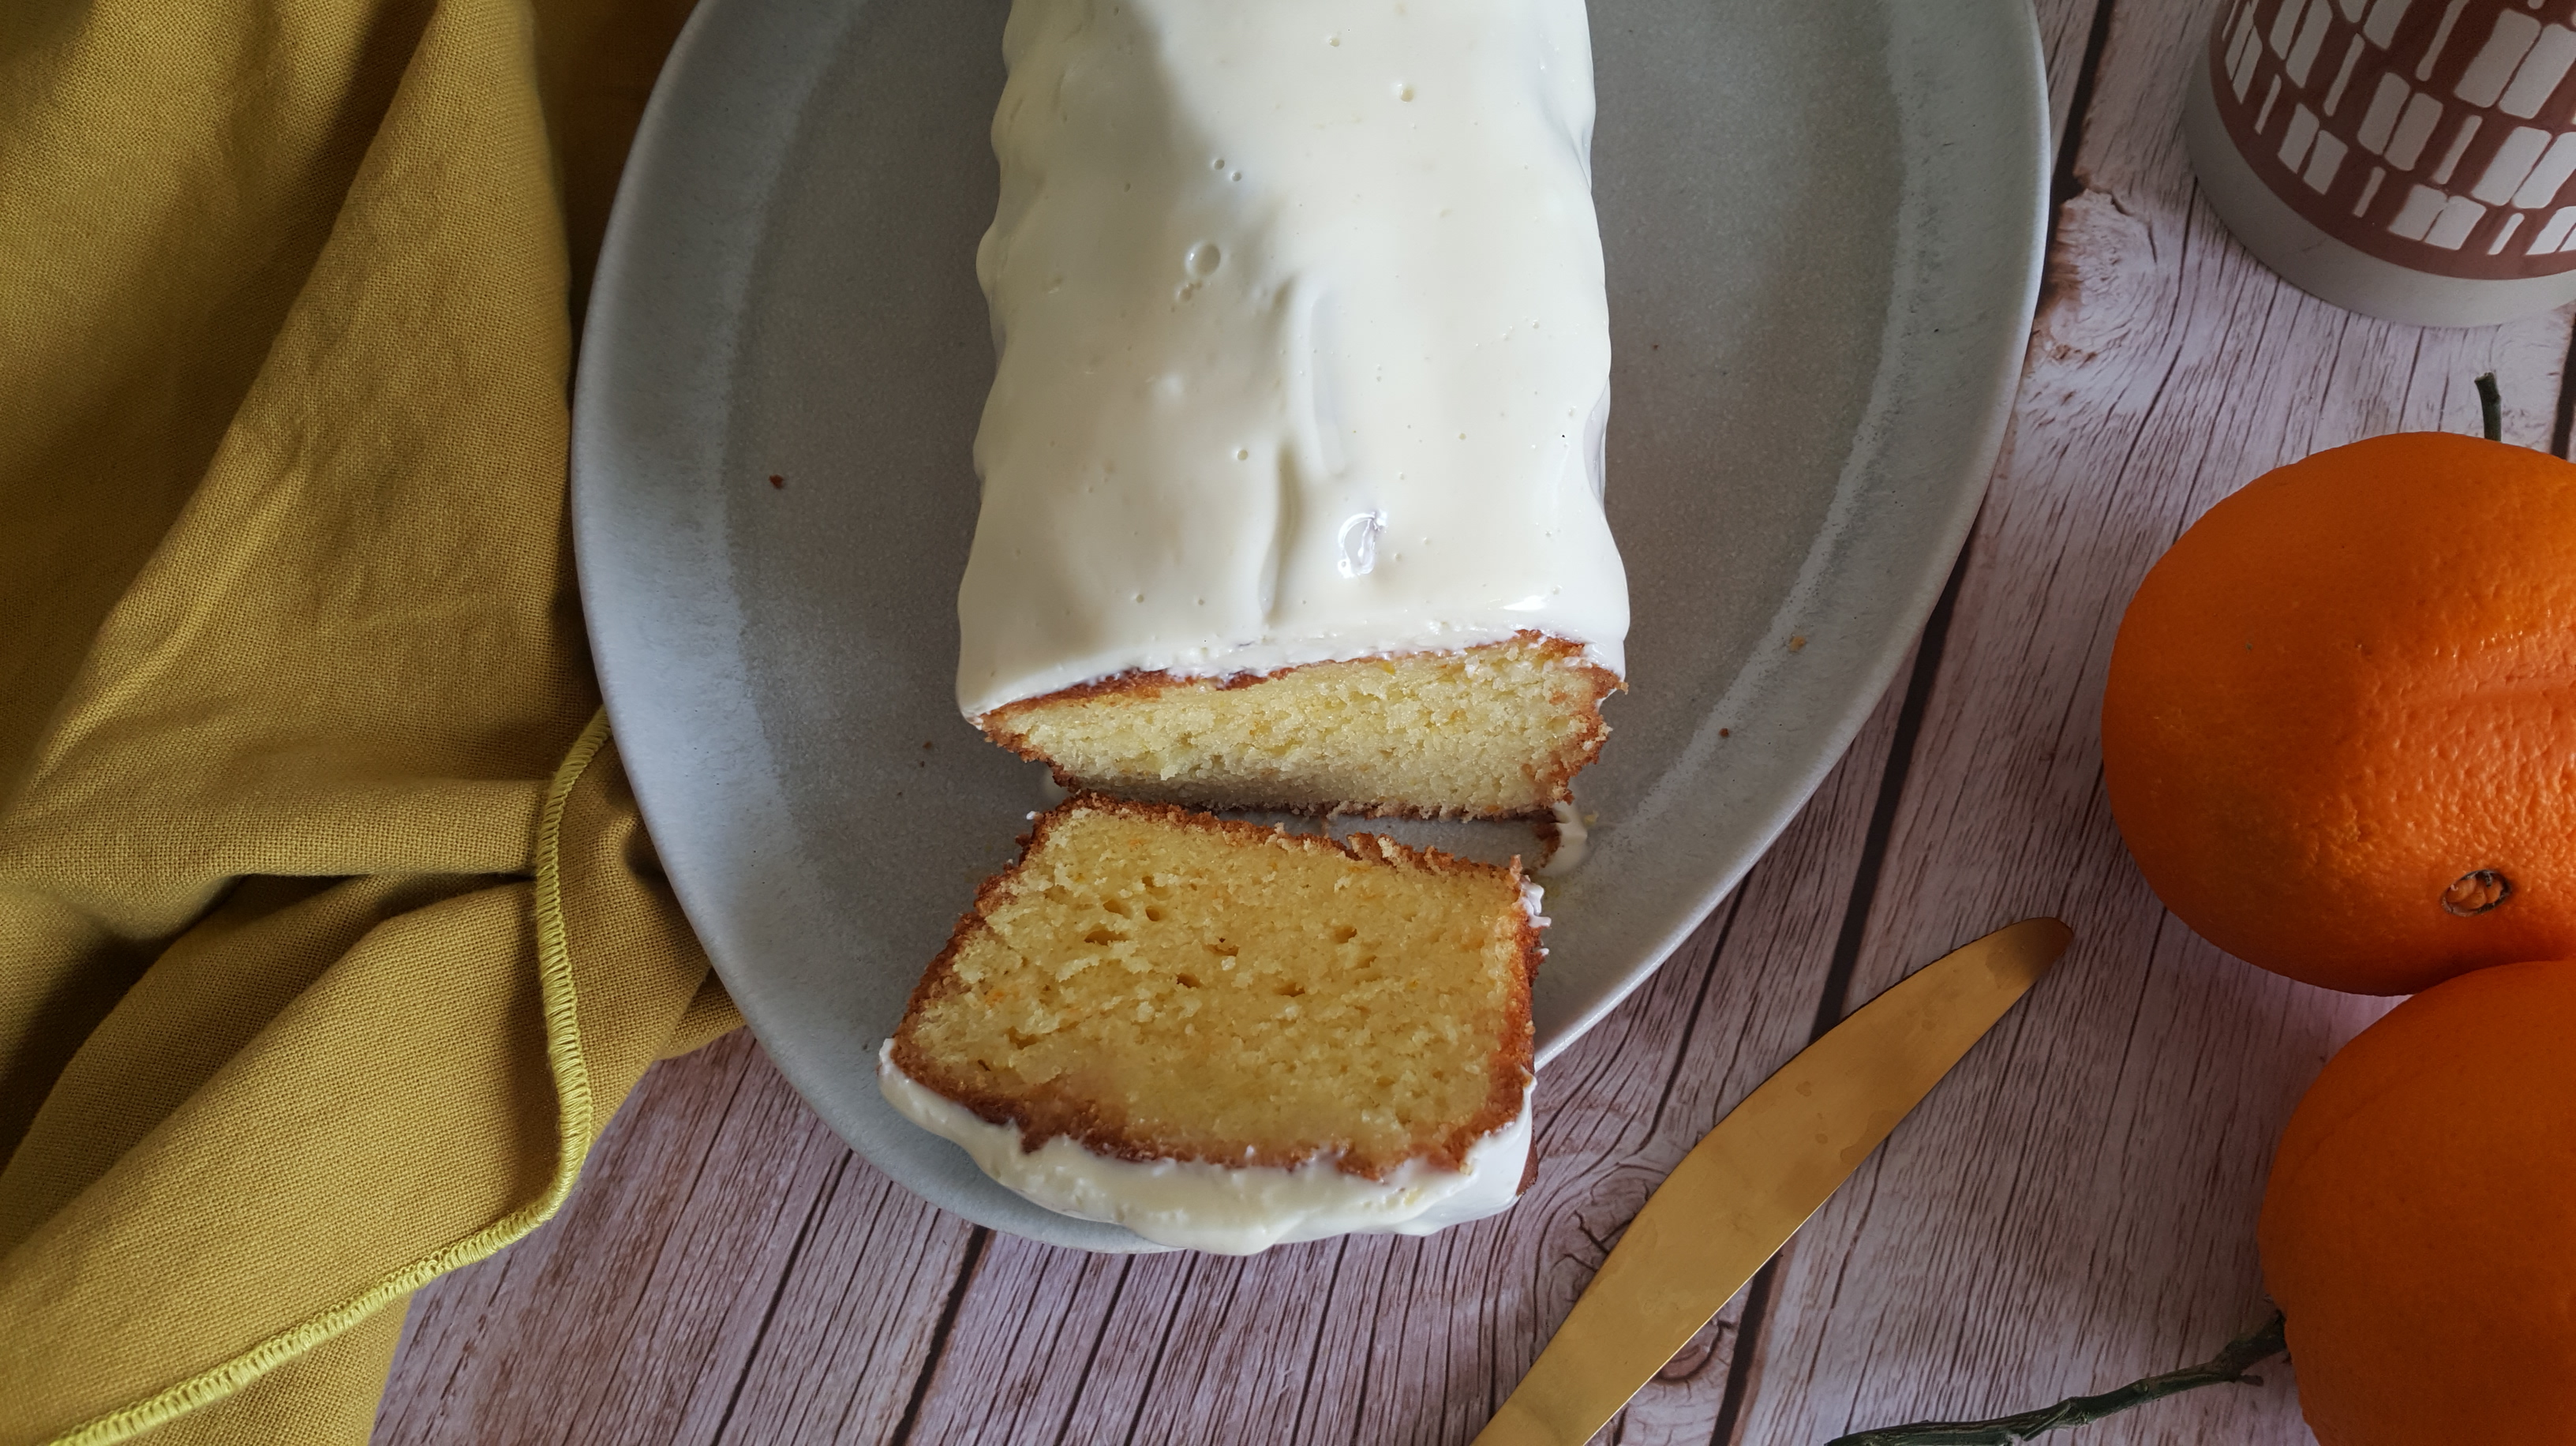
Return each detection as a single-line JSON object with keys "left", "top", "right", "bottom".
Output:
{"left": 1473, "top": 916, "right": 2073, "bottom": 1446}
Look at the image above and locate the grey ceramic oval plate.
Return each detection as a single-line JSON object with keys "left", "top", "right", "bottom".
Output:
{"left": 575, "top": 0, "right": 2046, "bottom": 1251}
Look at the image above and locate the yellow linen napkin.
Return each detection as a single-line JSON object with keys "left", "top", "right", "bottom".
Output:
{"left": 0, "top": 0, "right": 735, "bottom": 1440}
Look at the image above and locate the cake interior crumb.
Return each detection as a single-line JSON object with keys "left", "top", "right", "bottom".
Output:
{"left": 897, "top": 802, "right": 1533, "bottom": 1178}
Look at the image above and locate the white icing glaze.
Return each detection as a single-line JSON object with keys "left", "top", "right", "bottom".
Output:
{"left": 1537, "top": 801, "right": 1589, "bottom": 876}
{"left": 957, "top": 0, "right": 1629, "bottom": 718}
{"left": 880, "top": 1041, "right": 1531, "bottom": 1253}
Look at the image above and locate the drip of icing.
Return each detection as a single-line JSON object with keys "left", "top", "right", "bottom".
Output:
{"left": 879, "top": 1042, "right": 1533, "bottom": 1253}
{"left": 1539, "top": 801, "right": 1589, "bottom": 876}
{"left": 957, "top": 0, "right": 1628, "bottom": 717}
{"left": 1521, "top": 878, "right": 1551, "bottom": 929}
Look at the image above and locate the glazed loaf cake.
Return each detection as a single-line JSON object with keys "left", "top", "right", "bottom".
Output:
{"left": 954, "top": 0, "right": 1629, "bottom": 818}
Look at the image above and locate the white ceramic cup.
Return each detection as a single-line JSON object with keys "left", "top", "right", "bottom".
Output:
{"left": 2188, "top": 0, "right": 2576, "bottom": 327}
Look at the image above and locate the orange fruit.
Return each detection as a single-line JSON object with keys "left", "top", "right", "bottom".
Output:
{"left": 2258, "top": 959, "right": 2576, "bottom": 1444}
{"left": 2101, "top": 432, "right": 2576, "bottom": 994}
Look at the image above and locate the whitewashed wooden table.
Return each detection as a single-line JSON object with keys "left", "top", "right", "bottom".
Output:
{"left": 373, "top": 2, "right": 2574, "bottom": 1440}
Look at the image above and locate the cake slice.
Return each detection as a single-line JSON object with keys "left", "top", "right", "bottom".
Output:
{"left": 880, "top": 795, "right": 1543, "bottom": 1252}
{"left": 975, "top": 633, "right": 1618, "bottom": 819}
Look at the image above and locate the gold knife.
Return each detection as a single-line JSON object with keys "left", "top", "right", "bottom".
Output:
{"left": 1474, "top": 916, "right": 2073, "bottom": 1446}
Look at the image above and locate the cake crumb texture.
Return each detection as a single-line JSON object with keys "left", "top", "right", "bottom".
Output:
{"left": 890, "top": 797, "right": 1537, "bottom": 1179}
{"left": 975, "top": 633, "right": 1616, "bottom": 818}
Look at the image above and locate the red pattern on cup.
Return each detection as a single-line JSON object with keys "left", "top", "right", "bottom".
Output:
{"left": 2211, "top": 0, "right": 2576, "bottom": 279}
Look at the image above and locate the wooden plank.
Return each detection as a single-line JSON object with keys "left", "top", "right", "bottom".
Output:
{"left": 675, "top": 1159, "right": 983, "bottom": 1444}
{"left": 1728, "top": 1, "right": 2576, "bottom": 1440}
{"left": 2039, "top": 0, "right": 2108, "bottom": 156}
{"left": 371, "top": 1032, "right": 976, "bottom": 1444}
